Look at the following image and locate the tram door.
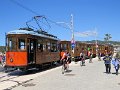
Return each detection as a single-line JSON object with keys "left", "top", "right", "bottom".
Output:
{"left": 27, "top": 39, "right": 36, "bottom": 64}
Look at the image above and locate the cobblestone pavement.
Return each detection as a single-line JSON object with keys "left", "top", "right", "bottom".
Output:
{"left": 12, "top": 57, "right": 120, "bottom": 90}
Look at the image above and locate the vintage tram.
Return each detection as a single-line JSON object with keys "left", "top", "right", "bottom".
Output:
{"left": 5, "top": 28, "right": 60, "bottom": 70}
{"left": 60, "top": 41, "right": 94, "bottom": 61}
{"left": 60, "top": 40, "right": 114, "bottom": 61}
{"left": 5, "top": 27, "right": 114, "bottom": 70}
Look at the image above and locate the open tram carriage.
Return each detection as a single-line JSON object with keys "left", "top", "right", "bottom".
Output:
{"left": 5, "top": 28, "right": 60, "bottom": 70}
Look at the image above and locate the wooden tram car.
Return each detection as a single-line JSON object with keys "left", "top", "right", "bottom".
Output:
{"left": 104, "top": 44, "right": 114, "bottom": 55}
{"left": 60, "top": 41, "right": 71, "bottom": 58}
{"left": 5, "top": 28, "right": 60, "bottom": 70}
{"left": 60, "top": 40, "right": 114, "bottom": 61}
{"left": 60, "top": 41, "right": 95, "bottom": 61}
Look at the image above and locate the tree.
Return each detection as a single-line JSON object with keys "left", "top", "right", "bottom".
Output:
{"left": 104, "top": 34, "right": 112, "bottom": 42}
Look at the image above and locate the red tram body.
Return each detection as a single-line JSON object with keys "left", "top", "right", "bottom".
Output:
{"left": 5, "top": 28, "right": 60, "bottom": 70}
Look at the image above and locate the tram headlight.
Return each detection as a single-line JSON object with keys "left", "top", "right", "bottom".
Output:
{"left": 10, "top": 58, "right": 13, "bottom": 62}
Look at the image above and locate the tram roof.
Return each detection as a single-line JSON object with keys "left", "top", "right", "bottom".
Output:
{"left": 7, "top": 30, "right": 60, "bottom": 41}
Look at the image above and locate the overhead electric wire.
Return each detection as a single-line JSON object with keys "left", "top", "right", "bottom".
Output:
{"left": 9, "top": 0, "right": 39, "bottom": 15}
{"left": 46, "top": 17, "right": 70, "bottom": 30}
{"left": 9, "top": 0, "right": 104, "bottom": 42}
{"left": 9, "top": 0, "right": 70, "bottom": 30}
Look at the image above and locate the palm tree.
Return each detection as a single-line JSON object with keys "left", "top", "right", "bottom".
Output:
{"left": 104, "top": 34, "right": 112, "bottom": 42}
{"left": 104, "top": 34, "right": 112, "bottom": 45}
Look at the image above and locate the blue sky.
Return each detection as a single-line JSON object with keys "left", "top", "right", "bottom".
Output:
{"left": 0, "top": 0, "right": 120, "bottom": 46}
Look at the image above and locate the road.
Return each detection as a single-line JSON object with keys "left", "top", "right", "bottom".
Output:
{"left": 1, "top": 57, "right": 120, "bottom": 90}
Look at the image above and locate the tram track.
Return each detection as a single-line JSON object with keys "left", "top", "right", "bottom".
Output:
{"left": 0, "top": 70, "right": 35, "bottom": 90}
{"left": 0, "top": 75, "right": 18, "bottom": 83}
{"left": 0, "top": 64, "right": 62, "bottom": 90}
{"left": 0, "top": 70, "right": 19, "bottom": 82}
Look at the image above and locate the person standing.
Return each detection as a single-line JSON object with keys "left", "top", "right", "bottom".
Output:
{"left": 0, "top": 55, "right": 2, "bottom": 64}
{"left": 89, "top": 51, "right": 93, "bottom": 63}
{"left": 80, "top": 51, "right": 85, "bottom": 66}
{"left": 1, "top": 54, "right": 6, "bottom": 67}
{"left": 98, "top": 52, "right": 101, "bottom": 61}
{"left": 103, "top": 54, "right": 112, "bottom": 74}
{"left": 112, "top": 53, "right": 120, "bottom": 75}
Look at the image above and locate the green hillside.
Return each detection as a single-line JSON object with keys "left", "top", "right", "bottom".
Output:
{"left": 0, "top": 46, "right": 6, "bottom": 53}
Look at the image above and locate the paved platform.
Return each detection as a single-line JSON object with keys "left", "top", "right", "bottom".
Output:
{"left": 11, "top": 57, "right": 120, "bottom": 90}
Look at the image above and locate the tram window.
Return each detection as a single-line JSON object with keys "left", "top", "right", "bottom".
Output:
{"left": 30, "top": 42, "right": 33, "bottom": 50}
{"left": 57, "top": 43, "right": 60, "bottom": 51}
{"left": 105, "top": 47, "right": 108, "bottom": 50}
{"left": 8, "top": 38, "right": 16, "bottom": 51}
{"left": 18, "top": 39, "right": 26, "bottom": 50}
{"left": 61, "top": 44, "right": 63, "bottom": 49}
{"left": 63, "top": 44, "right": 67, "bottom": 50}
{"left": 47, "top": 42, "right": 51, "bottom": 51}
{"left": 51, "top": 43, "right": 57, "bottom": 52}
{"left": 43, "top": 44, "right": 46, "bottom": 51}
{"left": 60, "top": 44, "right": 67, "bottom": 50}
{"left": 9, "top": 39, "right": 12, "bottom": 51}
{"left": 38, "top": 43, "right": 43, "bottom": 52}
{"left": 38, "top": 39, "right": 44, "bottom": 52}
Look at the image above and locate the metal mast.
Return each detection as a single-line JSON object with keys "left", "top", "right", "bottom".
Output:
{"left": 70, "top": 14, "right": 75, "bottom": 54}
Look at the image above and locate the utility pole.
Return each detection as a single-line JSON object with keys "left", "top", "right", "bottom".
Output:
{"left": 70, "top": 14, "right": 75, "bottom": 54}
{"left": 56, "top": 14, "right": 75, "bottom": 54}
{"left": 55, "top": 14, "right": 75, "bottom": 59}
{"left": 95, "top": 33, "right": 98, "bottom": 57}
{"left": 94, "top": 28, "right": 98, "bottom": 57}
